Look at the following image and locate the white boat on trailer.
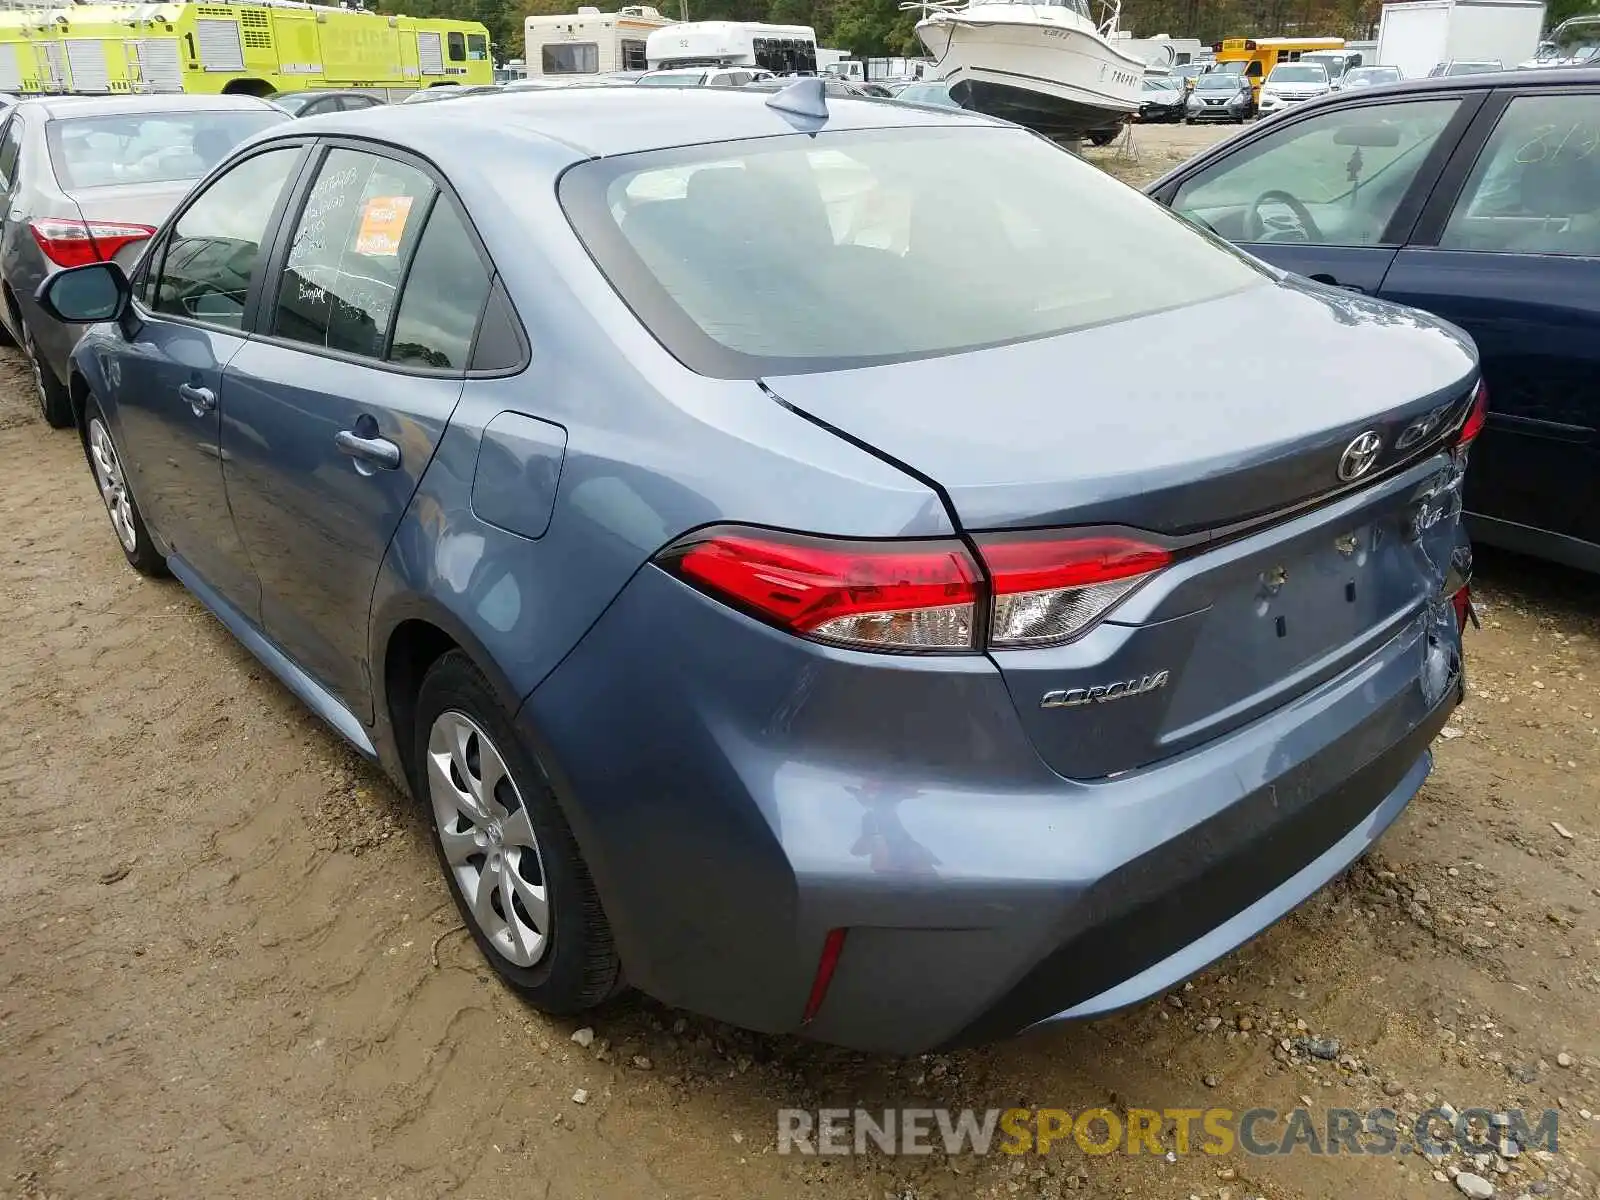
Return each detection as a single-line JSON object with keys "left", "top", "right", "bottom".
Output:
{"left": 911, "top": 0, "right": 1144, "bottom": 140}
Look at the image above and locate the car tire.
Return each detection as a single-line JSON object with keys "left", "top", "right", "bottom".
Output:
{"left": 22, "top": 317, "right": 74, "bottom": 429}
{"left": 82, "top": 395, "right": 168, "bottom": 577}
{"left": 414, "top": 651, "right": 623, "bottom": 1014}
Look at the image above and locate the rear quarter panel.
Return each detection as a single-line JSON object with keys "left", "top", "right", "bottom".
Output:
{"left": 368, "top": 145, "right": 951, "bottom": 751}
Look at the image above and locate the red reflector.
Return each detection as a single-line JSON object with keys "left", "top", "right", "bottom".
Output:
{"left": 801, "top": 928, "right": 847, "bottom": 1024}
{"left": 979, "top": 536, "right": 1172, "bottom": 594}
{"left": 662, "top": 528, "right": 980, "bottom": 652}
{"left": 1456, "top": 380, "right": 1488, "bottom": 448}
{"left": 29, "top": 218, "right": 155, "bottom": 269}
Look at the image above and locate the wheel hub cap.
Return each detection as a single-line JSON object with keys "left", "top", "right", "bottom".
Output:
{"left": 88, "top": 419, "right": 138, "bottom": 555}
{"left": 425, "top": 711, "right": 550, "bottom": 968}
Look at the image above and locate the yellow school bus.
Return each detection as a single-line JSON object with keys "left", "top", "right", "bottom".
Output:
{"left": 0, "top": 1, "right": 493, "bottom": 98}
{"left": 1210, "top": 36, "right": 1347, "bottom": 100}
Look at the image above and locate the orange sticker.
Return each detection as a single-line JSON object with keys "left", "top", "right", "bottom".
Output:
{"left": 354, "top": 195, "right": 414, "bottom": 257}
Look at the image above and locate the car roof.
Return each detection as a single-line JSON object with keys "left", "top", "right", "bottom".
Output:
{"left": 280, "top": 82, "right": 1009, "bottom": 161}
{"left": 24, "top": 93, "right": 278, "bottom": 121}
{"left": 1279, "top": 64, "right": 1600, "bottom": 107}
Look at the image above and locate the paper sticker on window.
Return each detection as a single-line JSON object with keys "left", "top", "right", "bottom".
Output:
{"left": 354, "top": 195, "right": 415, "bottom": 257}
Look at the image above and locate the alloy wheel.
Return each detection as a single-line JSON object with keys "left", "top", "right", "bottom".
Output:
{"left": 426, "top": 710, "right": 551, "bottom": 967}
{"left": 88, "top": 418, "right": 138, "bottom": 554}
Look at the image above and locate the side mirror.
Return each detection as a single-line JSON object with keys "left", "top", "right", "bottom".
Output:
{"left": 35, "top": 261, "right": 130, "bottom": 323}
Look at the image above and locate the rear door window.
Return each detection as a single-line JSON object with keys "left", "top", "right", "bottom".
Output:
{"left": 1438, "top": 92, "right": 1600, "bottom": 256}
{"left": 271, "top": 147, "right": 436, "bottom": 359}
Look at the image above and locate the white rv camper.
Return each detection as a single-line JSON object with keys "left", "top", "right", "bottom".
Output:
{"left": 646, "top": 21, "right": 819, "bottom": 74}
{"left": 524, "top": 6, "right": 676, "bottom": 78}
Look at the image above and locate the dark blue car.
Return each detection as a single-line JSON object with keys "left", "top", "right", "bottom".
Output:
{"left": 39, "top": 82, "right": 1476, "bottom": 1052}
{"left": 1148, "top": 68, "right": 1600, "bottom": 575}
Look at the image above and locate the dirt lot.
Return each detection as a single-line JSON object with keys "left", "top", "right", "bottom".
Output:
{"left": 3, "top": 123, "right": 1599, "bottom": 1200}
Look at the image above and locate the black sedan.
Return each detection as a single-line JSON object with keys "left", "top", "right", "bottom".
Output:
{"left": 1137, "top": 76, "right": 1187, "bottom": 122}
{"left": 1148, "top": 68, "right": 1600, "bottom": 573}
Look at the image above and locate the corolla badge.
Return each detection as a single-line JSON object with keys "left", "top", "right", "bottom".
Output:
{"left": 1041, "top": 670, "right": 1170, "bottom": 709}
{"left": 1338, "top": 431, "right": 1384, "bottom": 482}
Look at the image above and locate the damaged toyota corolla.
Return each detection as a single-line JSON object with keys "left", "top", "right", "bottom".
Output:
{"left": 47, "top": 80, "right": 1478, "bottom": 1054}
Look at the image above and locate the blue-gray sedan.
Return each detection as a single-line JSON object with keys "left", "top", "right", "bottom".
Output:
{"left": 40, "top": 81, "right": 1479, "bottom": 1053}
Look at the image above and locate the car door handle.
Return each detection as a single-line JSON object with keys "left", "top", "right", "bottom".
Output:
{"left": 178, "top": 383, "right": 216, "bottom": 415}
{"left": 335, "top": 428, "right": 402, "bottom": 472}
{"left": 1307, "top": 273, "right": 1367, "bottom": 294}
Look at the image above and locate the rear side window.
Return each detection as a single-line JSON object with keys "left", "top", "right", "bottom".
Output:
{"left": 46, "top": 110, "right": 285, "bottom": 190}
{"left": 389, "top": 199, "right": 491, "bottom": 369}
{"left": 152, "top": 146, "right": 302, "bottom": 329}
{"left": 448, "top": 31, "right": 466, "bottom": 62}
{"left": 0, "top": 118, "right": 21, "bottom": 189}
{"left": 273, "top": 148, "right": 435, "bottom": 359}
{"left": 560, "top": 126, "right": 1264, "bottom": 376}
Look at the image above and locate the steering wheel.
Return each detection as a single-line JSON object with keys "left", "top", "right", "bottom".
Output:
{"left": 1244, "top": 189, "right": 1325, "bottom": 243}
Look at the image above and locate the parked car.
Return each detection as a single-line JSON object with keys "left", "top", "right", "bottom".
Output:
{"left": 271, "top": 89, "right": 388, "bottom": 117}
{"left": 1148, "top": 68, "right": 1600, "bottom": 573}
{"left": 43, "top": 80, "right": 1475, "bottom": 1054}
{"left": 0, "top": 94, "right": 286, "bottom": 428}
{"left": 1137, "top": 75, "right": 1188, "bottom": 122}
{"left": 890, "top": 79, "right": 962, "bottom": 108}
{"left": 1429, "top": 59, "right": 1502, "bottom": 76}
{"left": 401, "top": 84, "right": 501, "bottom": 104}
{"left": 635, "top": 66, "right": 768, "bottom": 87}
{"left": 1185, "top": 70, "right": 1254, "bottom": 122}
{"left": 1341, "top": 65, "right": 1404, "bottom": 89}
{"left": 745, "top": 76, "right": 870, "bottom": 99}
{"left": 1257, "top": 61, "right": 1333, "bottom": 117}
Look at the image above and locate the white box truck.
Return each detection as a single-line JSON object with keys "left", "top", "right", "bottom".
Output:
{"left": 1375, "top": 0, "right": 1546, "bottom": 79}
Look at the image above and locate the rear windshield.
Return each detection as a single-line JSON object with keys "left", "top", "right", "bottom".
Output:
{"left": 48, "top": 110, "right": 285, "bottom": 190}
{"left": 560, "top": 126, "right": 1263, "bottom": 377}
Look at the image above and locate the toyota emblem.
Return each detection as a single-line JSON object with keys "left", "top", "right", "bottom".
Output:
{"left": 1338, "top": 431, "right": 1384, "bottom": 482}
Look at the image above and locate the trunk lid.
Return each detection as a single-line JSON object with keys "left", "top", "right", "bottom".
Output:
{"left": 763, "top": 278, "right": 1477, "bottom": 778}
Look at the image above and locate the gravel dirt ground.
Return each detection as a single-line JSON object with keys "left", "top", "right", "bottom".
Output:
{"left": 3, "top": 122, "right": 1598, "bottom": 1200}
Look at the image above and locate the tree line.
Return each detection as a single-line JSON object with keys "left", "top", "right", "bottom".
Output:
{"left": 380, "top": 0, "right": 1597, "bottom": 64}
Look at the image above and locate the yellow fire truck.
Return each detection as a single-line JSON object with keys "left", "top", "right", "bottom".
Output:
{"left": 0, "top": 1, "right": 493, "bottom": 97}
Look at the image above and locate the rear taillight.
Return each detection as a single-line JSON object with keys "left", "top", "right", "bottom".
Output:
{"left": 1454, "top": 380, "right": 1488, "bottom": 449}
{"left": 658, "top": 526, "right": 1171, "bottom": 653}
{"left": 29, "top": 218, "right": 156, "bottom": 269}
{"left": 661, "top": 528, "right": 982, "bottom": 652}
{"left": 977, "top": 534, "right": 1172, "bottom": 647}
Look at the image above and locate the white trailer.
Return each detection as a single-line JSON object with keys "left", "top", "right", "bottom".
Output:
{"left": 646, "top": 21, "right": 818, "bottom": 73}
{"left": 524, "top": 5, "right": 675, "bottom": 78}
{"left": 1375, "top": 0, "right": 1546, "bottom": 79}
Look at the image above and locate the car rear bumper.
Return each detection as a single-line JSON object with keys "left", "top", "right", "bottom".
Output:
{"left": 520, "top": 563, "right": 1462, "bottom": 1054}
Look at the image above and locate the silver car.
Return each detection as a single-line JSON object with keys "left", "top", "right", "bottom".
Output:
{"left": 0, "top": 94, "right": 285, "bottom": 427}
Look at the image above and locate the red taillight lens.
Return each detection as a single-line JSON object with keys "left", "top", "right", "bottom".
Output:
{"left": 29, "top": 218, "right": 156, "bottom": 269}
{"left": 661, "top": 527, "right": 981, "bottom": 652}
{"left": 1455, "top": 380, "right": 1488, "bottom": 449}
{"left": 977, "top": 534, "right": 1172, "bottom": 647}
{"left": 1451, "top": 584, "right": 1472, "bottom": 632}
